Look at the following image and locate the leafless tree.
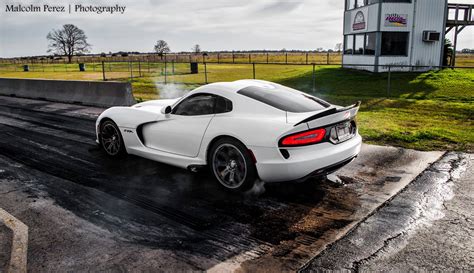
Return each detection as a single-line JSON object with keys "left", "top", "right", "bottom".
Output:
{"left": 47, "top": 24, "right": 91, "bottom": 63}
{"left": 154, "top": 40, "right": 170, "bottom": 58}
{"left": 335, "top": 43, "right": 343, "bottom": 53}
{"left": 192, "top": 44, "right": 201, "bottom": 53}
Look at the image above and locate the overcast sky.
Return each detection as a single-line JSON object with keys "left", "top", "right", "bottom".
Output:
{"left": 0, "top": 0, "right": 473, "bottom": 57}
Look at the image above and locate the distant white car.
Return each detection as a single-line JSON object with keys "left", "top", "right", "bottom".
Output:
{"left": 96, "top": 80, "right": 362, "bottom": 191}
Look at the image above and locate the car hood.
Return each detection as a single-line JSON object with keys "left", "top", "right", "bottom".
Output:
{"left": 132, "top": 99, "right": 179, "bottom": 113}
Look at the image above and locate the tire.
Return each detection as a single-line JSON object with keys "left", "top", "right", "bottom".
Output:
{"left": 209, "top": 137, "right": 257, "bottom": 191}
{"left": 99, "top": 120, "right": 126, "bottom": 157}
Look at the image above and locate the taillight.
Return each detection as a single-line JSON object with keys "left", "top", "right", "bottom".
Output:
{"left": 279, "top": 128, "right": 326, "bottom": 147}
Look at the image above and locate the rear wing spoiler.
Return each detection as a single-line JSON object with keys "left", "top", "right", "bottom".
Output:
{"left": 294, "top": 101, "right": 361, "bottom": 127}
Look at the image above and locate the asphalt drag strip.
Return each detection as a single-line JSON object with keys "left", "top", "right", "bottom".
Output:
{"left": 302, "top": 153, "right": 472, "bottom": 271}
{"left": 0, "top": 96, "right": 443, "bottom": 271}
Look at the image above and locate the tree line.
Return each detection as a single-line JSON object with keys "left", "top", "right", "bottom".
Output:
{"left": 44, "top": 24, "right": 345, "bottom": 63}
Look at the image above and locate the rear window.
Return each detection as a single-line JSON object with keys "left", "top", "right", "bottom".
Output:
{"left": 237, "top": 86, "right": 329, "bottom": 113}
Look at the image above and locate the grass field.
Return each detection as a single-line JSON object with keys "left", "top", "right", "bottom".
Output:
{"left": 0, "top": 52, "right": 344, "bottom": 66}
{"left": 0, "top": 63, "right": 472, "bottom": 152}
{"left": 2, "top": 52, "right": 473, "bottom": 66}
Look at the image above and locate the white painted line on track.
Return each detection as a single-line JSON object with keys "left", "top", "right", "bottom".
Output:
{"left": 0, "top": 208, "right": 28, "bottom": 273}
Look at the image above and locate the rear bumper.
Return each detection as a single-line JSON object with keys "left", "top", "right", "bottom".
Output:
{"left": 289, "top": 155, "right": 357, "bottom": 183}
{"left": 251, "top": 134, "right": 362, "bottom": 182}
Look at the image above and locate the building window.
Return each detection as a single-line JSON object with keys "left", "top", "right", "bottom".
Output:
{"left": 344, "top": 33, "right": 377, "bottom": 56}
{"left": 344, "top": 35, "right": 354, "bottom": 54}
{"left": 381, "top": 32, "right": 409, "bottom": 56}
{"left": 365, "top": 33, "right": 376, "bottom": 55}
{"left": 383, "top": 0, "right": 411, "bottom": 2}
{"left": 354, "top": 35, "right": 365, "bottom": 55}
{"left": 346, "top": 0, "right": 410, "bottom": 10}
{"left": 346, "top": 0, "right": 382, "bottom": 10}
{"left": 346, "top": 0, "right": 356, "bottom": 10}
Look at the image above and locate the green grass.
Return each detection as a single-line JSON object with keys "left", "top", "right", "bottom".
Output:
{"left": 278, "top": 67, "right": 473, "bottom": 152}
{"left": 0, "top": 64, "right": 472, "bottom": 152}
{"left": 126, "top": 64, "right": 315, "bottom": 100}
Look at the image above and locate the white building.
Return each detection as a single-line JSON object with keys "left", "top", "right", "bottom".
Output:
{"left": 343, "top": 0, "right": 448, "bottom": 72}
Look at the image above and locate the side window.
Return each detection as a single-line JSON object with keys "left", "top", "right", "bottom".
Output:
{"left": 173, "top": 94, "right": 215, "bottom": 116}
{"left": 215, "top": 96, "right": 233, "bottom": 114}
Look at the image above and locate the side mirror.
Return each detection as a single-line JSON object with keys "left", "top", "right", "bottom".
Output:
{"left": 161, "top": 105, "right": 172, "bottom": 115}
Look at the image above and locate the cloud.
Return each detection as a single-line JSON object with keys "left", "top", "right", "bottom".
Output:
{"left": 255, "top": 0, "right": 304, "bottom": 15}
{"left": 1, "top": 0, "right": 472, "bottom": 58}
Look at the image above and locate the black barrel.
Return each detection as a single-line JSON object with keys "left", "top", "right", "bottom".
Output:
{"left": 79, "top": 63, "right": 86, "bottom": 72}
{"left": 23, "top": 65, "right": 29, "bottom": 72}
{"left": 190, "top": 62, "right": 198, "bottom": 74}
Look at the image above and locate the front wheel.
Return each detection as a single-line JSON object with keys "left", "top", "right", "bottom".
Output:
{"left": 99, "top": 120, "right": 126, "bottom": 157}
{"left": 209, "top": 138, "right": 257, "bottom": 191}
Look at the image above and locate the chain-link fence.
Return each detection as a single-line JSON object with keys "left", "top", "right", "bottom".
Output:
{"left": 0, "top": 60, "right": 472, "bottom": 101}
{"left": 0, "top": 52, "right": 343, "bottom": 65}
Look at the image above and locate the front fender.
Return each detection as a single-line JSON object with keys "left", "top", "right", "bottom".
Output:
{"left": 96, "top": 107, "right": 160, "bottom": 130}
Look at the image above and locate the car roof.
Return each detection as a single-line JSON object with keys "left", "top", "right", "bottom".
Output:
{"left": 190, "top": 80, "right": 282, "bottom": 97}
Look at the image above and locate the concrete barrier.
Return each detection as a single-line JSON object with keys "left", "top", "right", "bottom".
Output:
{"left": 0, "top": 78, "right": 136, "bottom": 107}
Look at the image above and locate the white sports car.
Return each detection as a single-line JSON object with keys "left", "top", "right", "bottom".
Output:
{"left": 96, "top": 80, "right": 362, "bottom": 191}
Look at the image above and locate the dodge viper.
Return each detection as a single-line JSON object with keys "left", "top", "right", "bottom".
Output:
{"left": 96, "top": 80, "right": 362, "bottom": 191}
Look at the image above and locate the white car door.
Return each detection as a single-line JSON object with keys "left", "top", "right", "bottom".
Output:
{"left": 142, "top": 94, "right": 216, "bottom": 157}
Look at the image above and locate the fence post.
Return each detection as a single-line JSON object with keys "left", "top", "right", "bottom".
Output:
{"left": 306, "top": 53, "right": 309, "bottom": 64}
{"left": 387, "top": 65, "right": 391, "bottom": 98}
{"left": 232, "top": 53, "right": 235, "bottom": 64}
{"left": 130, "top": 62, "right": 133, "bottom": 79}
{"left": 266, "top": 52, "right": 269, "bottom": 64}
{"left": 253, "top": 63, "right": 256, "bottom": 79}
{"left": 217, "top": 53, "right": 220, "bottom": 64}
{"left": 327, "top": 52, "right": 330, "bottom": 65}
{"left": 102, "top": 61, "right": 106, "bottom": 81}
{"left": 138, "top": 61, "right": 142, "bottom": 77}
{"left": 164, "top": 61, "right": 167, "bottom": 84}
{"left": 249, "top": 54, "right": 251, "bottom": 64}
{"left": 285, "top": 52, "right": 288, "bottom": 64}
{"left": 312, "top": 64, "right": 316, "bottom": 92}
{"left": 204, "top": 62, "right": 208, "bottom": 84}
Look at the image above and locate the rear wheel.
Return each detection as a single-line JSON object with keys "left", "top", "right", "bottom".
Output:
{"left": 209, "top": 138, "right": 257, "bottom": 191}
{"left": 100, "top": 120, "right": 126, "bottom": 157}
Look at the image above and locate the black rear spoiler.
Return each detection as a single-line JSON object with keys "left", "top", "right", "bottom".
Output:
{"left": 294, "top": 101, "right": 361, "bottom": 127}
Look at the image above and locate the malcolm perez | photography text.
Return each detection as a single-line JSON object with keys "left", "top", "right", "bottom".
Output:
{"left": 4, "top": 1, "right": 127, "bottom": 15}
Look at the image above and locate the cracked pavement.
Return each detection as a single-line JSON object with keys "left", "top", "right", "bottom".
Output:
{"left": 303, "top": 152, "right": 473, "bottom": 272}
